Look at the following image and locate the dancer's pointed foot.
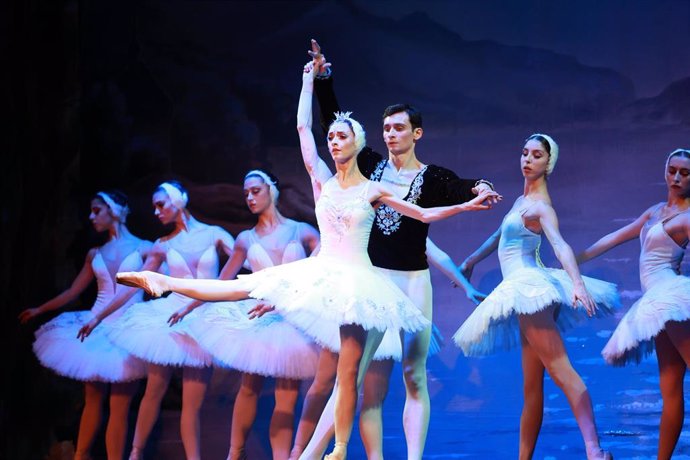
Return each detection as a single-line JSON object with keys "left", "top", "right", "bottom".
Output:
{"left": 116, "top": 271, "right": 168, "bottom": 297}
{"left": 324, "top": 442, "right": 347, "bottom": 460}
{"left": 587, "top": 446, "right": 613, "bottom": 460}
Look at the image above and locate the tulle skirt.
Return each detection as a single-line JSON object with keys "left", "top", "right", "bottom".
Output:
{"left": 603, "top": 275, "right": 690, "bottom": 366}
{"left": 188, "top": 300, "right": 320, "bottom": 379}
{"left": 234, "top": 255, "right": 430, "bottom": 351}
{"left": 453, "top": 267, "right": 620, "bottom": 356}
{"left": 34, "top": 311, "right": 147, "bottom": 382}
{"left": 106, "top": 294, "right": 213, "bottom": 367}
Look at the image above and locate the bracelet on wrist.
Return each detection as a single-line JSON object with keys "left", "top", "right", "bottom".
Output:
{"left": 474, "top": 179, "right": 494, "bottom": 190}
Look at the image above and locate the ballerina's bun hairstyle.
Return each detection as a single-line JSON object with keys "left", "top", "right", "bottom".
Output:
{"left": 526, "top": 133, "right": 559, "bottom": 176}
{"left": 157, "top": 181, "right": 189, "bottom": 209}
{"left": 330, "top": 111, "right": 366, "bottom": 153}
{"left": 245, "top": 169, "right": 280, "bottom": 202}
{"left": 94, "top": 190, "right": 130, "bottom": 222}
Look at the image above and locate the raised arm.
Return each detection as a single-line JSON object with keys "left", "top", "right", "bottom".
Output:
{"left": 537, "top": 203, "right": 596, "bottom": 315}
{"left": 459, "top": 226, "right": 502, "bottom": 281}
{"left": 297, "top": 61, "right": 333, "bottom": 201}
{"left": 371, "top": 181, "right": 500, "bottom": 224}
{"left": 18, "top": 249, "right": 97, "bottom": 324}
{"left": 578, "top": 205, "right": 655, "bottom": 263}
{"left": 426, "top": 238, "right": 486, "bottom": 305}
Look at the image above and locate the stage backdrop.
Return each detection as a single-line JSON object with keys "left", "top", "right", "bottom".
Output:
{"left": 4, "top": 1, "right": 689, "bottom": 459}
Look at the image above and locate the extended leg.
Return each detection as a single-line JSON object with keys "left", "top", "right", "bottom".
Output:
{"left": 359, "top": 359, "right": 393, "bottom": 460}
{"left": 129, "top": 364, "right": 173, "bottom": 459}
{"left": 228, "top": 373, "right": 264, "bottom": 460}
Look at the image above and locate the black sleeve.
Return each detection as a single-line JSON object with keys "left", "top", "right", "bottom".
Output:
{"left": 314, "top": 77, "right": 340, "bottom": 135}
{"left": 357, "top": 148, "right": 383, "bottom": 178}
{"left": 431, "top": 166, "right": 479, "bottom": 206}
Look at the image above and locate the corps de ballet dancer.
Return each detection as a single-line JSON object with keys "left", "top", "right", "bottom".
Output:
{"left": 80, "top": 181, "right": 235, "bottom": 460}
{"left": 19, "top": 191, "right": 150, "bottom": 460}
{"left": 168, "top": 169, "right": 321, "bottom": 460}
{"left": 452, "top": 134, "right": 619, "bottom": 459}
{"left": 579, "top": 148, "right": 690, "bottom": 459}
{"left": 115, "top": 59, "right": 499, "bottom": 460}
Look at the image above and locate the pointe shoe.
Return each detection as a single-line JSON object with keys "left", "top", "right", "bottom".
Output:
{"left": 116, "top": 271, "right": 168, "bottom": 297}
{"left": 324, "top": 442, "right": 347, "bottom": 460}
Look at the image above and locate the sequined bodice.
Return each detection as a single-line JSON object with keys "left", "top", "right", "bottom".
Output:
{"left": 159, "top": 227, "right": 221, "bottom": 279}
{"left": 639, "top": 213, "right": 687, "bottom": 291}
{"left": 498, "top": 206, "right": 542, "bottom": 277}
{"left": 92, "top": 249, "right": 144, "bottom": 319}
{"left": 246, "top": 223, "right": 307, "bottom": 272}
{"left": 315, "top": 179, "right": 374, "bottom": 265}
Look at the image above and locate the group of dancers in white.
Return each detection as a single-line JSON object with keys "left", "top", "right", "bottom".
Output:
{"left": 20, "top": 40, "right": 690, "bottom": 460}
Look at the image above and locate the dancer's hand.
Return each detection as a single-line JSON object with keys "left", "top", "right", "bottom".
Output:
{"left": 168, "top": 305, "right": 193, "bottom": 326}
{"left": 465, "top": 287, "right": 487, "bottom": 305}
{"left": 308, "top": 39, "right": 331, "bottom": 77}
{"left": 303, "top": 60, "right": 316, "bottom": 82}
{"left": 572, "top": 283, "right": 597, "bottom": 316}
{"left": 472, "top": 182, "right": 500, "bottom": 205}
{"left": 77, "top": 317, "right": 101, "bottom": 341}
{"left": 18, "top": 308, "right": 41, "bottom": 324}
{"left": 463, "top": 188, "right": 502, "bottom": 211}
{"left": 248, "top": 302, "right": 275, "bottom": 319}
{"left": 459, "top": 260, "right": 474, "bottom": 280}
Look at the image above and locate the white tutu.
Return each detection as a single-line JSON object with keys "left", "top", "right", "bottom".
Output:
{"left": 34, "top": 311, "right": 147, "bottom": 382}
{"left": 453, "top": 267, "right": 620, "bottom": 356}
{"left": 603, "top": 276, "right": 690, "bottom": 366}
{"left": 106, "top": 293, "right": 213, "bottom": 367}
{"left": 188, "top": 300, "right": 320, "bottom": 379}
{"left": 234, "top": 255, "right": 429, "bottom": 351}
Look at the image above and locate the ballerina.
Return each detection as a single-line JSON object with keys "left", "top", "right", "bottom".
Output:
{"left": 116, "top": 61, "right": 498, "bottom": 460}
{"left": 579, "top": 148, "right": 690, "bottom": 459}
{"left": 169, "top": 169, "right": 320, "bottom": 460}
{"left": 80, "top": 181, "right": 235, "bottom": 460}
{"left": 19, "top": 190, "right": 150, "bottom": 460}
{"left": 452, "top": 134, "right": 618, "bottom": 459}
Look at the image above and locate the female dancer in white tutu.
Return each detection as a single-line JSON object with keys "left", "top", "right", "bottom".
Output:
{"left": 116, "top": 61, "right": 498, "bottom": 460}
{"left": 168, "top": 169, "right": 320, "bottom": 460}
{"left": 19, "top": 190, "right": 150, "bottom": 460}
{"left": 80, "top": 181, "right": 235, "bottom": 460}
{"left": 453, "top": 134, "right": 618, "bottom": 460}
{"left": 578, "top": 148, "right": 690, "bottom": 459}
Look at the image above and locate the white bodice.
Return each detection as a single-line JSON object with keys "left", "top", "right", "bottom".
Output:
{"left": 639, "top": 212, "right": 688, "bottom": 292}
{"left": 92, "top": 249, "right": 144, "bottom": 319}
{"left": 315, "top": 179, "right": 374, "bottom": 266}
{"left": 158, "top": 227, "right": 221, "bottom": 279}
{"left": 245, "top": 223, "right": 307, "bottom": 272}
{"left": 498, "top": 206, "right": 542, "bottom": 277}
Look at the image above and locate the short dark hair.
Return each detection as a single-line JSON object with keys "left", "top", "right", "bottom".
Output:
{"left": 382, "top": 104, "right": 423, "bottom": 130}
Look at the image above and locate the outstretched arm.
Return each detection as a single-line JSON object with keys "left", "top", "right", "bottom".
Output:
{"left": 577, "top": 206, "right": 654, "bottom": 263}
{"left": 18, "top": 250, "right": 97, "bottom": 323}
{"left": 297, "top": 61, "right": 333, "bottom": 202}
{"left": 426, "top": 238, "right": 486, "bottom": 304}
{"left": 538, "top": 203, "right": 596, "bottom": 315}
{"left": 371, "top": 181, "right": 500, "bottom": 223}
